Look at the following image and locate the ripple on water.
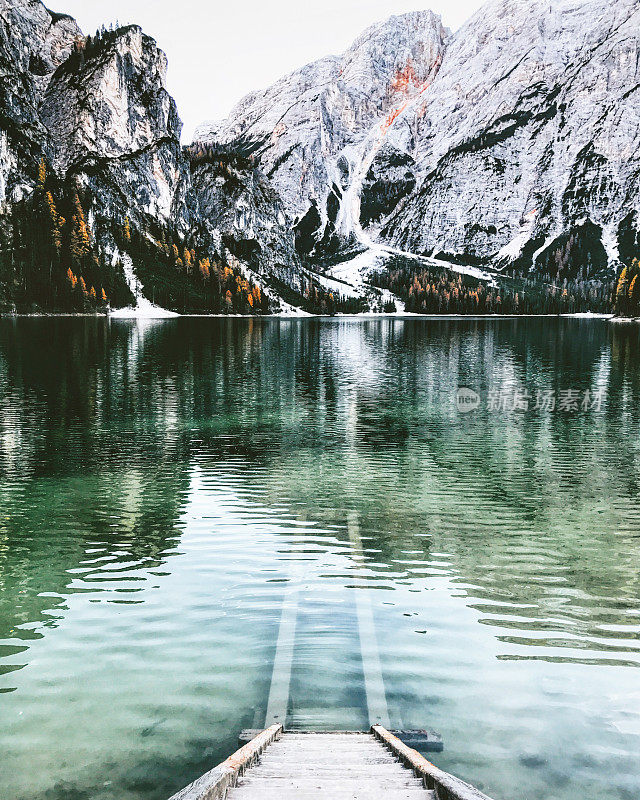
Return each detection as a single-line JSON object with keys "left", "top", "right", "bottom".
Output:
{"left": 0, "top": 318, "right": 639, "bottom": 800}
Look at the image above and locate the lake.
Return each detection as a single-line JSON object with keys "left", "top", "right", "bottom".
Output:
{"left": 0, "top": 317, "right": 639, "bottom": 800}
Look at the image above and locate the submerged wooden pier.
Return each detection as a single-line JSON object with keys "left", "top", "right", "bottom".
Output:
{"left": 169, "top": 517, "right": 496, "bottom": 799}
{"left": 168, "top": 724, "right": 494, "bottom": 800}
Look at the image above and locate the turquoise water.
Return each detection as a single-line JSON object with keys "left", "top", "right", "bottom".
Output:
{"left": 0, "top": 317, "right": 639, "bottom": 800}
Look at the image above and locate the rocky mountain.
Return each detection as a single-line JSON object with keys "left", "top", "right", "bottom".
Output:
{"left": 188, "top": 141, "right": 303, "bottom": 296}
{"left": 0, "top": 0, "right": 79, "bottom": 205}
{"left": 1, "top": 0, "right": 637, "bottom": 315}
{"left": 42, "top": 25, "right": 197, "bottom": 236}
{"left": 198, "top": 0, "right": 640, "bottom": 290}
{"left": 383, "top": 0, "right": 640, "bottom": 280}
{"left": 195, "top": 11, "right": 448, "bottom": 260}
{"left": 0, "top": 0, "right": 300, "bottom": 313}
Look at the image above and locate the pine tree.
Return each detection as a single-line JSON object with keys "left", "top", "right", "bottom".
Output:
{"left": 70, "top": 194, "right": 91, "bottom": 263}
{"left": 628, "top": 260, "right": 640, "bottom": 316}
{"left": 615, "top": 266, "right": 630, "bottom": 315}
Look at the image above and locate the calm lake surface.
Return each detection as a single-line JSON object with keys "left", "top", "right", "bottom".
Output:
{"left": 0, "top": 317, "right": 639, "bottom": 800}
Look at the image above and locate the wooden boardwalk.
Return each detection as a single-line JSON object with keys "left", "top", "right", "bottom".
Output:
{"left": 228, "top": 731, "right": 430, "bottom": 800}
{"left": 169, "top": 725, "right": 494, "bottom": 800}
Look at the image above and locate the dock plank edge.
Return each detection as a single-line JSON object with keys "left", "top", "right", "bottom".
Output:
{"left": 372, "top": 725, "right": 493, "bottom": 800}
{"left": 167, "top": 724, "right": 283, "bottom": 800}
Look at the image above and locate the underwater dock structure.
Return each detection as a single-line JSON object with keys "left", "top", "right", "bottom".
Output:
{"left": 168, "top": 514, "right": 496, "bottom": 799}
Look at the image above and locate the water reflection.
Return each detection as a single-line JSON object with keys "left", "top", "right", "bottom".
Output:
{"left": 0, "top": 317, "right": 639, "bottom": 800}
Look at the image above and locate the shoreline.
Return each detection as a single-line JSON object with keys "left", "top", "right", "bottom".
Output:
{"left": 0, "top": 312, "right": 616, "bottom": 321}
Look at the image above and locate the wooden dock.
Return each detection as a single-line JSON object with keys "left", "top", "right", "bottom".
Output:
{"left": 168, "top": 724, "right": 495, "bottom": 800}
{"left": 168, "top": 519, "right": 496, "bottom": 799}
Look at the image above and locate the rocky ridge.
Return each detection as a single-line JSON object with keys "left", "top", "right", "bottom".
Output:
{"left": 199, "top": 0, "right": 640, "bottom": 286}
{"left": 1, "top": 0, "right": 638, "bottom": 314}
{"left": 383, "top": 0, "right": 640, "bottom": 279}
{"left": 195, "top": 11, "right": 448, "bottom": 261}
{"left": 0, "top": 0, "right": 301, "bottom": 313}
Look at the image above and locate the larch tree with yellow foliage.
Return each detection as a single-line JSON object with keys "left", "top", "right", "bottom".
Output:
{"left": 614, "top": 259, "right": 640, "bottom": 317}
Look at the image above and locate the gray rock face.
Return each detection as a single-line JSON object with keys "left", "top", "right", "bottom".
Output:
{"left": 194, "top": 11, "right": 448, "bottom": 257}
{"left": 0, "top": 1, "right": 195, "bottom": 238}
{"left": 383, "top": 0, "right": 640, "bottom": 276}
{"left": 197, "top": 0, "right": 640, "bottom": 278}
{"left": 360, "top": 144, "right": 417, "bottom": 228}
{"left": 0, "top": 0, "right": 80, "bottom": 203}
{"left": 41, "top": 27, "right": 179, "bottom": 171}
{"left": 39, "top": 25, "right": 197, "bottom": 236}
{"left": 191, "top": 155, "right": 302, "bottom": 293}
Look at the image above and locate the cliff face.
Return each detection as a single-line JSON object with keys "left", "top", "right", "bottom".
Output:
{"left": 382, "top": 0, "right": 640, "bottom": 277}
{"left": 0, "top": 0, "right": 80, "bottom": 204}
{"left": 199, "top": 0, "right": 639, "bottom": 280}
{"left": 194, "top": 11, "right": 448, "bottom": 259}
{"left": 190, "top": 153, "right": 302, "bottom": 295}
{"left": 0, "top": 0, "right": 196, "bottom": 232}
{"left": 0, "top": 0, "right": 300, "bottom": 313}
{"left": 39, "top": 25, "right": 197, "bottom": 237}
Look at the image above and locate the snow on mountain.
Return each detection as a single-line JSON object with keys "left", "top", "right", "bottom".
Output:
{"left": 2, "top": 0, "right": 638, "bottom": 314}
{"left": 194, "top": 11, "right": 448, "bottom": 258}
{"left": 383, "top": 0, "right": 640, "bottom": 277}
{"left": 197, "top": 0, "right": 640, "bottom": 281}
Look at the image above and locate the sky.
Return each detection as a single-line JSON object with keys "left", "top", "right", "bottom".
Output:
{"left": 59, "top": 0, "right": 484, "bottom": 142}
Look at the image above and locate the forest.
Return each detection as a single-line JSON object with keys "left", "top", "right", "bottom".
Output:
{"left": 371, "top": 258, "right": 615, "bottom": 315}
{"left": 0, "top": 159, "right": 271, "bottom": 314}
{"left": 112, "top": 218, "right": 269, "bottom": 314}
{"left": 0, "top": 160, "right": 132, "bottom": 312}
{"left": 0, "top": 157, "right": 631, "bottom": 317}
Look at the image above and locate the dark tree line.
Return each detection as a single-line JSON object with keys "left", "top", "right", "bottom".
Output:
{"left": 113, "top": 217, "right": 270, "bottom": 314}
{"left": 0, "top": 160, "right": 131, "bottom": 312}
{"left": 371, "top": 262, "right": 613, "bottom": 315}
{"left": 0, "top": 157, "right": 273, "bottom": 314}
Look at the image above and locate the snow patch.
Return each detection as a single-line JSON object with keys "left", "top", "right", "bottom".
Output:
{"left": 0, "top": 132, "right": 10, "bottom": 204}
{"left": 241, "top": 264, "right": 312, "bottom": 316}
{"left": 109, "top": 250, "right": 178, "bottom": 318}
{"left": 496, "top": 209, "right": 538, "bottom": 261}
{"left": 600, "top": 223, "right": 620, "bottom": 265}
{"left": 530, "top": 234, "right": 559, "bottom": 271}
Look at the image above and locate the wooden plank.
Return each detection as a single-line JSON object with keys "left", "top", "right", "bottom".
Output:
{"left": 286, "top": 706, "right": 367, "bottom": 731}
{"left": 372, "top": 725, "right": 495, "bottom": 800}
{"left": 172, "top": 729, "right": 494, "bottom": 800}
{"left": 230, "top": 785, "right": 434, "bottom": 800}
{"left": 251, "top": 766, "right": 415, "bottom": 777}
{"left": 167, "top": 725, "right": 282, "bottom": 800}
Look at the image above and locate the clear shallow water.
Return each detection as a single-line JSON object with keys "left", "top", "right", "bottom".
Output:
{"left": 0, "top": 317, "right": 639, "bottom": 800}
